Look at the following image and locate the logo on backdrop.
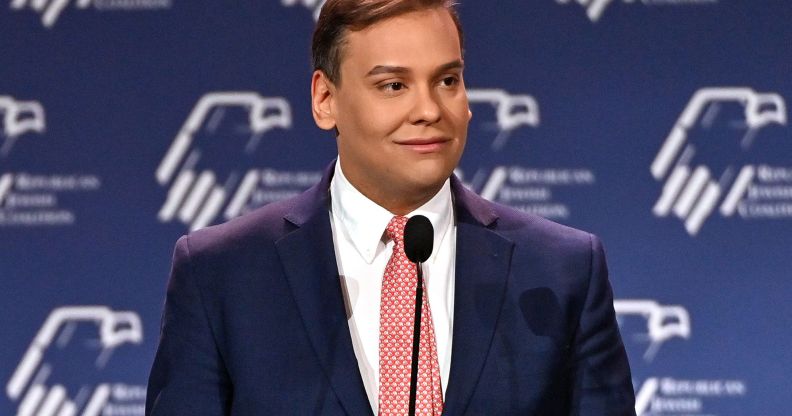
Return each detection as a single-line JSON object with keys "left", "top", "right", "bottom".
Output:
{"left": 614, "top": 299, "right": 690, "bottom": 363}
{"left": 10, "top": 0, "right": 173, "bottom": 29}
{"left": 0, "top": 96, "right": 102, "bottom": 227}
{"left": 651, "top": 87, "right": 791, "bottom": 236}
{"left": 615, "top": 298, "right": 747, "bottom": 416}
{"left": 467, "top": 89, "right": 540, "bottom": 152}
{"left": 156, "top": 92, "right": 322, "bottom": 231}
{"left": 6, "top": 306, "right": 146, "bottom": 416}
{"left": 460, "top": 88, "right": 597, "bottom": 220}
{"left": 281, "top": 0, "right": 326, "bottom": 20}
{"left": 556, "top": 0, "right": 719, "bottom": 23}
{"left": 0, "top": 96, "right": 45, "bottom": 157}
{"left": 632, "top": 377, "right": 746, "bottom": 416}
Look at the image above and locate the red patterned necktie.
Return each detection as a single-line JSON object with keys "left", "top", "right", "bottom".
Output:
{"left": 378, "top": 216, "right": 443, "bottom": 415}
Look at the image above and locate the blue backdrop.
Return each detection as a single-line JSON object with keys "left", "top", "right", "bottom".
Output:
{"left": 2, "top": 1, "right": 791, "bottom": 415}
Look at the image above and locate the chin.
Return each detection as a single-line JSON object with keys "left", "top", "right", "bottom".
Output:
{"left": 407, "top": 165, "right": 453, "bottom": 190}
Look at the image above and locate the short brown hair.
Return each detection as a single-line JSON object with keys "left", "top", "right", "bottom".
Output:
{"left": 312, "top": 0, "right": 464, "bottom": 85}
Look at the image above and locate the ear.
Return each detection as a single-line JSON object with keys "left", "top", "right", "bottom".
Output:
{"left": 311, "top": 70, "right": 337, "bottom": 131}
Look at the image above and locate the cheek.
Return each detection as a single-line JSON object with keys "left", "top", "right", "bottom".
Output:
{"left": 357, "top": 102, "right": 406, "bottom": 138}
{"left": 450, "top": 101, "right": 472, "bottom": 132}
{"left": 341, "top": 95, "right": 403, "bottom": 137}
{"left": 440, "top": 92, "right": 470, "bottom": 122}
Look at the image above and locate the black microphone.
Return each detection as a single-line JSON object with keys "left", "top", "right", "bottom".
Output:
{"left": 403, "top": 215, "right": 433, "bottom": 416}
{"left": 405, "top": 215, "right": 433, "bottom": 263}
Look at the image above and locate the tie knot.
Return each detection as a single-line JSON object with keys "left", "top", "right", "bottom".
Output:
{"left": 385, "top": 215, "right": 408, "bottom": 244}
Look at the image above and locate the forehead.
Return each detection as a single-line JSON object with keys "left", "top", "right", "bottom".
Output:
{"left": 339, "top": 7, "right": 462, "bottom": 76}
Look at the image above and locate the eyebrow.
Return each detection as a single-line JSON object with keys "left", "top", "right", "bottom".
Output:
{"left": 365, "top": 60, "right": 465, "bottom": 77}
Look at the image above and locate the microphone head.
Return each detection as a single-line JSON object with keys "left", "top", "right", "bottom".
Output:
{"left": 404, "top": 215, "right": 434, "bottom": 263}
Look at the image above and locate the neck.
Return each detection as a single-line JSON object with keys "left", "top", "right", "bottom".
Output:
{"left": 355, "top": 180, "right": 443, "bottom": 216}
{"left": 337, "top": 164, "right": 444, "bottom": 216}
{"left": 335, "top": 156, "right": 449, "bottom": 215}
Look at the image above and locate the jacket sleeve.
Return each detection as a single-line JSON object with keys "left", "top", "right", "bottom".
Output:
{"left": 569, "top": 235, "right": 636, "bottom": 416}
{"left": 146, "top": 235, "right": 232, "bottom": 415}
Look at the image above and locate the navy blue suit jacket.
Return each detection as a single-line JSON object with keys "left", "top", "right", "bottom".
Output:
{"left": 146, "top": 163, "right": 635, "bottom": 415}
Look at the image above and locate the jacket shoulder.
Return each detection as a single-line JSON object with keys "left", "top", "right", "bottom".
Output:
{"left": 179, "top": 195, "right": 302, "bottom": 260}
{"left": 452, "top": 176, "right": 595, "bottom": 254}
{"left": 485, "top": 199, "right": 596, "bottom": 256}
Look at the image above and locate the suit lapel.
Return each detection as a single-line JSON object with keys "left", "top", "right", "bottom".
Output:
{"left": 272, "top": 167, "right": 512, "bottom": 415}
{"left": 275, "top": 164, "right": 373, "bottom": 416}
{"left": 443, "top": 177, "right": 515, "bottom": 415}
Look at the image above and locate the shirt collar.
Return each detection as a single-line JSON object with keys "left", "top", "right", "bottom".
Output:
{"left": 330, "top": 158, "right": 454, "bottom": 265}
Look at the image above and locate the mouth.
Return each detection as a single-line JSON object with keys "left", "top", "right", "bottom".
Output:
{"left": 395, "top": 137, "right": 452, "bottom": 154}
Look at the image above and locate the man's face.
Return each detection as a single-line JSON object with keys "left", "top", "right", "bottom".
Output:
{"left": 324, "top": 7, "right": 471, "bottom": 212}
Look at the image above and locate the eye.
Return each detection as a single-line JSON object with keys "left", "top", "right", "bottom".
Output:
{"left": 440, "top": 76, "right": 460, "bottom": 88}
{"left": 381, "top": 82, "right": 405, "bottom": 92}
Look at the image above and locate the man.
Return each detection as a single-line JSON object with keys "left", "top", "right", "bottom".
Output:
{"left": 146, "top": 1, "right": 636, "bottom": 415}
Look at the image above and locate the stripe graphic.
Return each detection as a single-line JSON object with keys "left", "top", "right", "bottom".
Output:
{"left": 178, "top": 171, "right": 215, "bottom": 223}
{"left": 224, "top": 170, "right": 260, "bottom": 220}
{"left": 37, "top": 384, "right": 66, "bottom": 416}
{"left": 158, "top": 170, "right": 196, "bottom": 222}
{"left": 653, "top": 166, "right": 690, "bottom": 217}
{"left": 192, "top": 188, "right": 226, "bottom": 231}
{"left": 634, "top": 378, "right": 659, "bottom": 416}
{"left": 57, "top": 400, "right": 76, "bottom": 416}
{"left": 720, "top": 166, "right": 755, "bottom": 217}
{"left": 17, "top": 384, "right": 46, "bottom": 416}
{"left": 673, "top": 166, "right": 710, "bottom": 219}
{"left": 686, "top": 182, "right": 721, "bottom": 236}
{"left": 82, "top": 384, "right": 110, "bottom": 416}
{"left": 480, "top": 167, "right": 508, "bottom": 201}
{"left": 0, "top": 173, "right": 14, "bottom": 206}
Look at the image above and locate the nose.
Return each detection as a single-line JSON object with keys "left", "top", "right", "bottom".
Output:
{"left": 408, "top": 85, "right": 442, "bottom": 125}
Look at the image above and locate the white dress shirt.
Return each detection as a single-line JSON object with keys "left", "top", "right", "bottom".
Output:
{"left": 328, "top": 160, "right": 456, "bottom": 414}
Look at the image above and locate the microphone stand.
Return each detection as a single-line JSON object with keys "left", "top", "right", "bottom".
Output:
{"left": 408, "top": 261, "right": 424, "bottom": 416}
{"left": 403, "top": 215, "right": 433, "bottom": 416}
